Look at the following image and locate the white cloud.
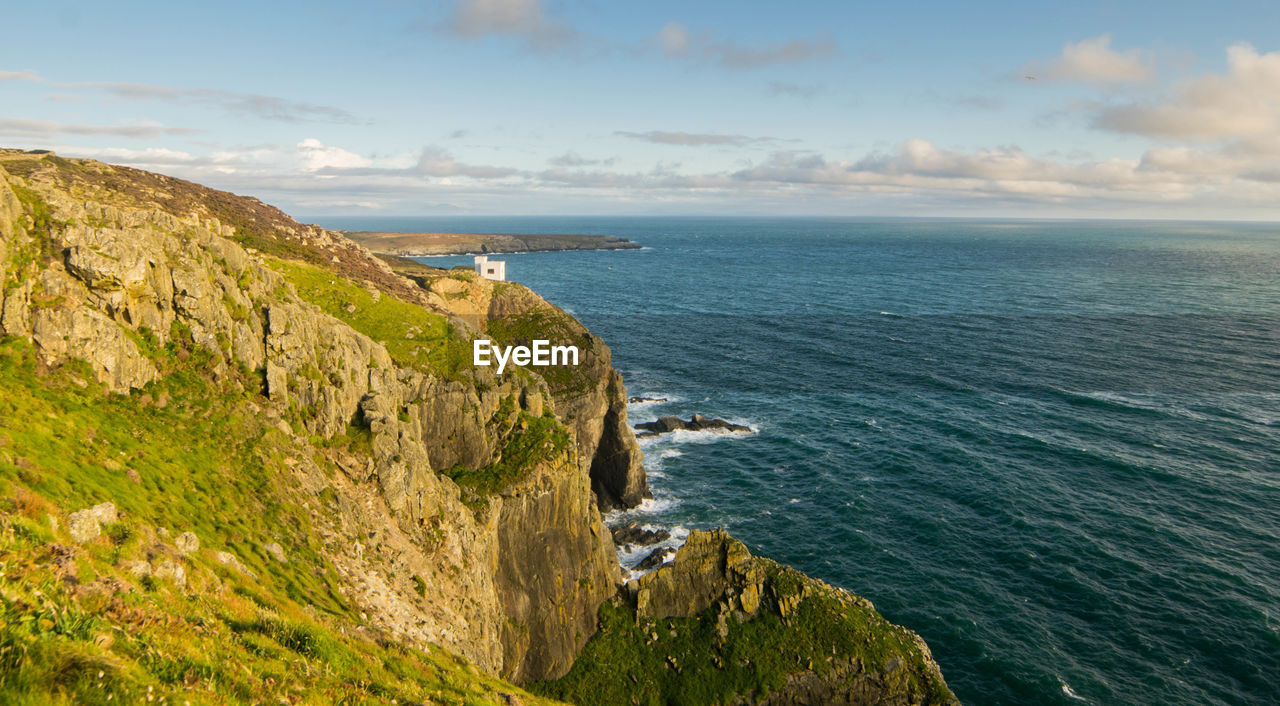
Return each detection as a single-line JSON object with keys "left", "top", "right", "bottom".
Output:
{"left": 549, "top": 151, "right": 614, "bottom": 167}
{"left": 413, "top": 145, "right": 519, "bottom": 178}
{"left": 309, "top": 146, "right": 519, "bottom": 180}
{"left": 1027, "top": 35, "right": 1152, "bottom": 85}
{"left": 614, "top": 130, "right": 779, "bottom": 147}
{"left": 81, "top": 82, "right": 360, "bottom": 124}
{"left": 0, "top": 69, "right": 41, "bottom": 82}
{"left": 731, "top": 137, "right": 1280, "bottom": 207}
{"left": 297, "top": 138, "right": 370, "bottom": 172}
{"left": 0, "top": 117, "right": 200, "bottom": 138}
{"left": 50, "top": 133, "right": 1280, "bottom": 218}
{"left": 653, "top": 22, "right": 835, "bottom": 69}
{"left": 1095, "top": 43, "right": 1280, "bottom": 143}
{"left": 60, "top": 146, "right": 201, "bottom": 165}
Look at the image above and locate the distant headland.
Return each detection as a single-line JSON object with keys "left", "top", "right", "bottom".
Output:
{"left": 343, "top": 230, "right": 642, "bottom": 256}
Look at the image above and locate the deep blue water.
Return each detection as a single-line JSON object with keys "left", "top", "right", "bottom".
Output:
{"left": 319, "top": 216, "right": 1280, "bottom": 705}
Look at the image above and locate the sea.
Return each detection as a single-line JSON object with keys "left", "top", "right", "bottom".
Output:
{"left": 316, "top": 216, "right": 1280, "bottom": 706}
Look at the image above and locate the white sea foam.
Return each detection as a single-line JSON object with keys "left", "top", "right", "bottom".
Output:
{"left": 634, "top": 423, "right": 759, "bottom": 447}
{"left": 615, "top": 524, "right": 690, "bottom": 580}
{"left": 605, "top": 496, "right": 679, "bottom": 523}
{"left": 1060, "top": 681, "right": 1087, "bottom": 701}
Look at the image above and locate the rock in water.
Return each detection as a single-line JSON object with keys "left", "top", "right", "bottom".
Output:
{"left": 633, "top": 547, "right": 674, "bottom": 572}
{"left": 611, "top": 521, "right": 671, "bottom": 548}
{"left": 633, "top": 414, "right": 752, "bottom": 436}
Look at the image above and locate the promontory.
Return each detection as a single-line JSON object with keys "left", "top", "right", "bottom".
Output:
{"left": 0, "top": 147, "right": 955, "bottom": 705}
{"left": 343, "top": 229, "right": 642, "bottom": 256}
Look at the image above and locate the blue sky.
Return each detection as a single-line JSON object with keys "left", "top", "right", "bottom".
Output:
{"left": 2, "top": 0, "right": 1279, "bottom": 218}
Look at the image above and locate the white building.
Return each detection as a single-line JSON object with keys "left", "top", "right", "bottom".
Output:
{"left": 474, "top": 255, "right": 506, "bottom": 281}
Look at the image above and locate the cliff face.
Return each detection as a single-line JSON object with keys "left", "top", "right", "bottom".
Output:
{"left": 0, "top": 149, "right": 951, "bottom": 705}
{"left": 399, "top": 265, "right": 649, "bottom": 512}
{"left": 0, "top": 149, "right": 636, "bottom": 683}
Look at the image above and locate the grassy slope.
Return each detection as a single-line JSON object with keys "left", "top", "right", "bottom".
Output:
{"left": 0, "top": 337, "right": 556, "bottom": 705}
{"left": 273, "top": 258, "right": 473, "bottom": 381}
{"left": 0, "top": 153, "right": 567, "bottom": 704}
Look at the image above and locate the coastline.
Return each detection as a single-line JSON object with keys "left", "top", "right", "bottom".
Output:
{"left": 343, "top": 230, "right": 642, "bottom": 256}
{"left": 0, "top": 150, "right": 957, "bottom": 705}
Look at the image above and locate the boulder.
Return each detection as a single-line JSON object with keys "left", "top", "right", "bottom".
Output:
{"left": 175, "top": 531, "right": 200, "bottom": 555}
{"left": 263, "top": 542, "right": 287, "bottom": 563}
{"left": 153, "top": 560, "right": 186, "bottom": 588}
{"left": 214, "top": 551, "right": 257, "bottom": 579}
{"left": 66, "top": 502, "right": 118, "bottom": 544}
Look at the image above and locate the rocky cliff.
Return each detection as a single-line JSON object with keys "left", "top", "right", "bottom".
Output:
{"left": 536, "top": 531, "right": 955, "bottom": 705}
{"left": 0, "top": 148, "right": 643, "bottom": 685}
{"left": 0, "top": 148, "right": 952, "bottom": 705}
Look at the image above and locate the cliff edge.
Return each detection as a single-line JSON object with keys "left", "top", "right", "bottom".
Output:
{"left": 0, "top": 148, "right": 953, "bottom": 705}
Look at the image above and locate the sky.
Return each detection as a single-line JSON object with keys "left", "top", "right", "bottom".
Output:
{"left": 2, "top": 0, "right": 1280, "bottom": 219}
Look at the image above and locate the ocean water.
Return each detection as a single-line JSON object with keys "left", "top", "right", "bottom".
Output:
{"left": 320, "top": 216, "right": 1280, "bottom": 705}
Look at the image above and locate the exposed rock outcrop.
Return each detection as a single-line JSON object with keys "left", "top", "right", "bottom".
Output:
{"left": 67, "top": 502, "right": 119, "bottom": 544}
{"left": 627, "top": 529, "right": 765, "bottom": 621}
{"left": 634, "top": 413, "right": 752, "bottom": 438}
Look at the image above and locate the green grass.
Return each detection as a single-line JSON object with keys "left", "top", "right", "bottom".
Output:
{"left": 529, "top": 564, "right": 955, "bottom": 706}
{"left": 0, "top": 335, "right": 557, "bottom": 705}
{"left": 272, "top": 259, "right": 473, "bottom": 381}
{"left": 485, "top": 306, "right": 596, "bottom": 395}
{"left": 0, "top": 336, "right": 347, "bottom": 616}
{"left": 442, "top": 398, "right": 573, "bottom": 504}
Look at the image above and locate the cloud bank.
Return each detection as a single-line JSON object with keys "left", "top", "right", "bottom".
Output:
{"left": 0, "top": 117, "right": 200, "bottom": 139}
{"left": 614, "top": 130, "right": 778, "bottom": 147}
{"left": 1094, "top": 43, "right": 1280, "bottom": 143}
{"left": 81, "top": 82, "right": 360, "bottom": 124}
{"left": 1026, "top": 35, "right": 1152, "bottom": 85}
{"left": 0, "top": 69, "right": 41, "bottom": 82}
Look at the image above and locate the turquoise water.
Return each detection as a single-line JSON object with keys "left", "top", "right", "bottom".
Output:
{"left": 321, "top": 216, "right": 1280, "bottom": 705}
